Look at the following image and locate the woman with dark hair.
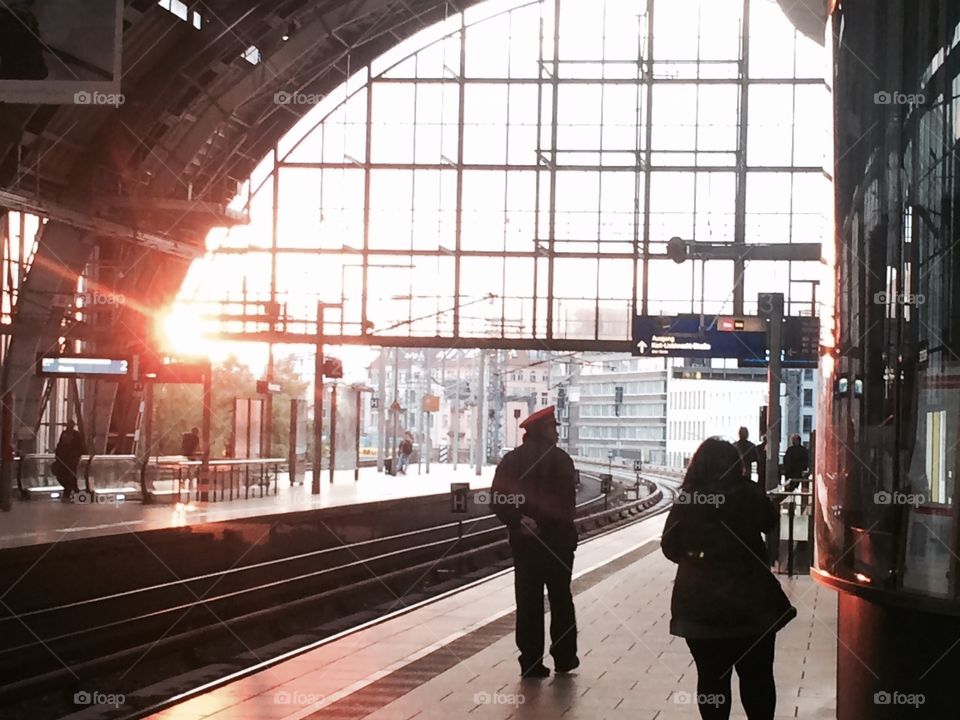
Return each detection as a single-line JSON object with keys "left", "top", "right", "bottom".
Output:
{"left": 662, "top": 437, "right": 796, "bottom": 720}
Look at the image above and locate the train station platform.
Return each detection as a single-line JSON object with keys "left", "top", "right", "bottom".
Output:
{"left": 0, "top": 464, "right": 495, "bottom": 550}
{"left": 143, "top": 513, "right": 837, "bottom": 720}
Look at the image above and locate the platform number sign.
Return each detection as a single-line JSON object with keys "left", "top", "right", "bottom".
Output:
{"left": 450, "top": 482, "right": 470, "bottom": 514}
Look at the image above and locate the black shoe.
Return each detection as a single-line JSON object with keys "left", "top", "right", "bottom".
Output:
{"left": 520, "top": 663, "right": 550, "bottom": 678}
{"left": 554, "top": 657, "right": 580, "bottom": 673}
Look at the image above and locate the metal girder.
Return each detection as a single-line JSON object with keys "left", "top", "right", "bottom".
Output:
{"left": 95, "top": 196, "right": 249, "bottom": 225}
{"left": 214, "top": 330, "right": 636, "bottom": 352}
{"left": 0, "top": 190, "right": 203, "bottom": 260}
{"left": 147, "top": 0, "right": 446, "bottom": 201}
{"left": 685, "top": 241, "right": 823, "bottom": 263}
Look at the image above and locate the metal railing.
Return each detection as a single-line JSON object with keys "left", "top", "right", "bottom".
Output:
{"left": 169, "top": 458, "right": 283, "bottom": 503}
{"left": 12, "top": 453, "right": 285, "bottom": 504}
{"left": 768, "top": 479, "right": 814, "bottom": 577}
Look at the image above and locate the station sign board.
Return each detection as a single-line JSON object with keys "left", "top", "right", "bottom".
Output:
{"left": 256, "top": 380, "right": 282, "bottom": 394}
{"left": 450, "top": 482, "right": 470, "bottom": 513}
{"left": 37, "top": 355, "right": 129, "bottom": 378}
{"left": 143, "top": 361, "right": 209, "bottom": 384}
{"left": 738, "top": 316, "right": 819, "bottom": 369}
{"left": 632, "top": 314, "right": 766, "bottom": 361}
{"left": 599, "top": 473, "right": 614, "bottom": 494}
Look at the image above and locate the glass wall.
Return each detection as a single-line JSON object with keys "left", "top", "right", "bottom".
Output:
{"left": 818, "top": 1, "right": 960, "bottom": 602}
{"left": 176, "top": 0, "right": 828, "bottom": 347}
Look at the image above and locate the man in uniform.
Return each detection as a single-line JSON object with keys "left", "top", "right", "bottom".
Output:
{"left": 491, "top": 405, "right": 579, "bottom": 678}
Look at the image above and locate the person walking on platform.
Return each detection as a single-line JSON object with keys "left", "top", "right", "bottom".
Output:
{"left": 491, "top": 405, "right": 579, "bottom": 678}
{"left": 733, "top": 426, "right": 759, "bottom": 481}
{"left": 782, "top": 434, "right": 809, "bottom": 491}
{"left": 396, "top": 431, "right": 413, "bottom": 475}
{"left": 662, "top": 437, "right": 796, "bottom": 720}
{"left": 782, "top": 434, "right": 810, "bottom": 513}
{"left": 53, "top": 420, "right": 85, "bottom": 502}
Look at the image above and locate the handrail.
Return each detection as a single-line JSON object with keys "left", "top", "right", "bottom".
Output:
{"left": 766, "top": 483, "right": 814, "bottom": 576}
{"left": 176, "top": 458, "right": 287, "bottom": 466}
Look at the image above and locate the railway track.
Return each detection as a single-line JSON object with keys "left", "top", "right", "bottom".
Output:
{"left": 0, "top": 468, "right": 678, "bottom": 719}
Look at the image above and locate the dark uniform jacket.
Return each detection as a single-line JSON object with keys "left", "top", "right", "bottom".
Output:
{"left": 491, "top": 437, "right": 577, "bottom": 552}
{"left": 662, "top": 478, "right": 796, "bottom": 639}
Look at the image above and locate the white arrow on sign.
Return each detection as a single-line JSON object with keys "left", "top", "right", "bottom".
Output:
{"left": 637, "top": 340, "right": 648, "bottom": 354}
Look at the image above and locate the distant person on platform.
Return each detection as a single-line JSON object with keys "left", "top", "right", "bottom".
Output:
{"left": 733, "top": 426, "right": 759, "bottom": 481}
{"left": 491, "top": 405, "right": 579, "bottom": 678}
{"left": 396, "top": 432, "right": 413, "bottom": 475}
{"left": 180, "top": 426, "right": 200, "bottom": 459}
{"left": 782, "top": 434, "right": 810, "bottom": 492}
{"left": 53, "top": 420, "right": 85, "bottom": 502}
{"left": 663, "top": 437, "right": 796, "bottom": 720}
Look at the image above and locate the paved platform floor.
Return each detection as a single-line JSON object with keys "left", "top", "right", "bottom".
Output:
{"left": 144, "top": 513, "right": 837, "bottom": 720}
{"left": 0, "top": 464, "right": 495, "bottom": 549}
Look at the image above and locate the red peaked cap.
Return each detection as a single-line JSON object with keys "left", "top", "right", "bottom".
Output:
{"left": 519, "top": 405, "right": 558, "bottom": 429}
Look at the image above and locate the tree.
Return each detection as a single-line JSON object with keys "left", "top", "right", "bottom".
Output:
{"left": 266, "top": 354, "right": 310, "bottom": 459}
{"left": 151, "top": 356, "right": 256, "bottom": 456}
{"left": 150, "top": 354, "right": 309, "bottom": 459}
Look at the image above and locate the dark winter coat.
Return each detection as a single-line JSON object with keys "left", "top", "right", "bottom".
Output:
{"left": 662, "top": 478, "right": 796, "bottom": 639}
{"left": 53, "top": 428, "right": 84, "bottom": 486}
{"left": 491, "top": 436, "right": 577, "bottom": 553}
{"left": 783, "top": 445, "right": 810, "bottom": 480}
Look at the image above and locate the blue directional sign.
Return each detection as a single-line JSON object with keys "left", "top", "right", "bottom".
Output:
{"left": 739, "top": 316, "right": 820, "bottom": 369}
{"left": 632, "top": 314, "right": 767, "bottom": 361}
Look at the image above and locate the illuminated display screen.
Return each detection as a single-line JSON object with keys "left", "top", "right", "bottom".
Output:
{"left": 38, "top": 356, "right": 129, "bottom": 377}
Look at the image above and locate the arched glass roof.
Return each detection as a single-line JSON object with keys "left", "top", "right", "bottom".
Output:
{"left": 175, "top": 0, "right": 830, "bottom": 350}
